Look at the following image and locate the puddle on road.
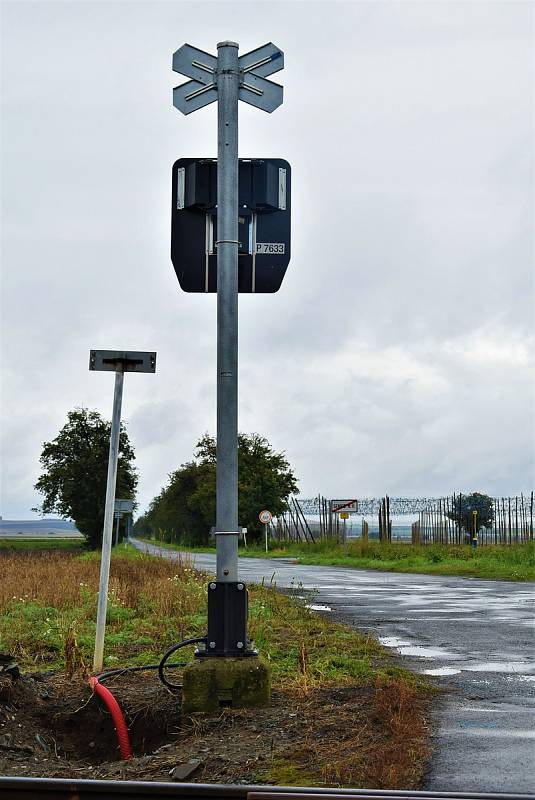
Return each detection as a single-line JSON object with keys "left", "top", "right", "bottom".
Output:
{"left": 400, "top": 645, "right": 457, "bottom": 658}
{"left": 423, "top": 663, "right": 535, "bottom": 678}
{"left": 379, "top": 636, "right": 457, "bottom": 659}
{"left": 423, "top": 667, "right": 461, "bottom": 676}
{"left": 379, "top": 636, "right": 411, "bottom": 648}
{"left": 464, "top": 662, "right": 535, "bottom": 674}
{"left": 462, "top": 704, "right": 535, "bottom": 713}
{"left": 443, "top": 728, "right": 535, "bottom": 739}
{"left": 378, "top": 637, "right": 534, "bottom": 679}
{"left": 405, "top": 607, "right": 470, "bottom": 614}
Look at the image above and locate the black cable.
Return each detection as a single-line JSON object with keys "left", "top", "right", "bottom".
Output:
{"left": 95, "top": 636, "right": 207, "bottom": 689}
{"left": 96, "top": 662, "right": 186, "bottom": 683}
{"left": 158, "top": 636, "right": 207, "bottom": 691}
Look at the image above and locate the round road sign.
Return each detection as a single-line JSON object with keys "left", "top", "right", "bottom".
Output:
{"left": 258, "top": 509, "right": 272, "bottom": 524}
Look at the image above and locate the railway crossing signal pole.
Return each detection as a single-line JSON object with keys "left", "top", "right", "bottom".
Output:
{"left": 173, "top": 41, "right": 284, "bottom": 708}
{"left": 215, "top": 42, "right": 240, "bottom": 584}
{"left": 173, "top": 39, "right": 283, "bottom": 642}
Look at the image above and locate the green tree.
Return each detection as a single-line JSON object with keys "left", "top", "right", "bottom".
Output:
{"left": 134, "top": 433, "right": 298, "bottom": 544}
{"left": 446, "top": 492, "right": 494, "bottom": 537}
{"left": 34, "top": 408, "right": 137, "bottom": 549}
{"left": 134, "top": 460, "right": 211, "bottom": 545}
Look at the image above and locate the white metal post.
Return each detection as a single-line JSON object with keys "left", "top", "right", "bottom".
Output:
{"left": 93, "top": 365, "right": 125, "bottom": 673}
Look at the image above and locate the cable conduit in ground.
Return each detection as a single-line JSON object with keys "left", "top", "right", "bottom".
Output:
{"left": 88, "top": 676, "right": 133, "bottom": 760}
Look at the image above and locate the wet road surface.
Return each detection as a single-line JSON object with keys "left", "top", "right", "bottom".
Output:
{"left": 132, "top": 540, "right": 535, "bottom": 793}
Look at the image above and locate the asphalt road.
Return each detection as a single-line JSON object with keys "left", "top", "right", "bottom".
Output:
{"left": 132, "top": 539, "right": 535, "bottom": 793}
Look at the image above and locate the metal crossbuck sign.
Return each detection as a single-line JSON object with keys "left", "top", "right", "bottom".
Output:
{"left": 173, "top": 42, "right": 284, "bottom": 114}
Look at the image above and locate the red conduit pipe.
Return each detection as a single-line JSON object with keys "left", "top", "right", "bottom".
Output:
{"left": 88, "top": 676, "right": 133, "bottom": 760}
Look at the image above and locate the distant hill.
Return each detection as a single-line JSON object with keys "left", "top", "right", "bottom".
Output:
{"left": 0, "top": 519, "right": 83, "bottom": 537}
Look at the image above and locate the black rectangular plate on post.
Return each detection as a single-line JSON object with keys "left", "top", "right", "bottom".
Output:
{"left": 171, "top": 158, "right": 291, "bottom": 293}
{"left": 205, "top": 582, "right": 249, "bottom": 656}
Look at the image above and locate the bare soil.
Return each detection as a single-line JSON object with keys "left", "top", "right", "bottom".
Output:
{"left": 0, "top": 667, "right": 430, "bottom": 788}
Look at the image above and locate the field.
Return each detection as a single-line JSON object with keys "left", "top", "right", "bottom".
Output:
{"left": 0, "top": 545, "right": 431, "bottom": 787}
{"left": 0, "top": 538, "right": 84, "bottom": 552}
{"left": 144, "top": 538, "right": 535, "bottom": 581}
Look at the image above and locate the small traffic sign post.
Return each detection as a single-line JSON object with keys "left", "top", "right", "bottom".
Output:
{"left": 89, "top": 350, "right": 156, "bottom": 672}
{"left": 330, "top": 501, "right": 357, "bottom": 545}
{"left": 114, "top": 498, "right": 134, "bottom": 514}
{"left": 259, "top": 509, "right": 273, "bottom": 553}
{"left": 114, "top": 512, "right": 121, "bottom": 547}
{"left": 113, "top": 500, "right": 134, "bottom": 546}
{"left": 172, "top": 41, "right": 286, "bottom": 666}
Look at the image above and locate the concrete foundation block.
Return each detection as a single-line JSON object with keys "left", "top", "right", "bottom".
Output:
{"left": 181, "top": 655, "right": 271, "bottom": 713}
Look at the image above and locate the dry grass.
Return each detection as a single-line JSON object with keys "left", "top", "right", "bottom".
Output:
{"left": 0, "top": 549, "right": 205, "bottom": 615}
{"left": 259, "top": 681, "right": 430, "bottom": 789}
{"left": 0, "top": 550, "right": 209, "bottom": 668}
{"left": 368, "top": 676, "right": 430, "bottom": 788}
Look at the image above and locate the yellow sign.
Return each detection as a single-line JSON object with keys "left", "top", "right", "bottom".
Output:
{"left": 340, "top": 512, "right": 349, "bottom": 520}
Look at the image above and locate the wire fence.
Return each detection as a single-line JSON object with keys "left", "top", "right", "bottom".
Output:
{"left": 273, "top": 493, "right": 534, "bottom": 547}
{"left": 415, "top": 493, "right": 534, "bottom": 546}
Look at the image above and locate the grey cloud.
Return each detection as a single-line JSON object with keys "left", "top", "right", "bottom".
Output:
{"left": 1, "top": 1, "right": 533, "bottom": 517}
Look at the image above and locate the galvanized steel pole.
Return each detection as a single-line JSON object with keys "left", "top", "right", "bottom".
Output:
{"left": 93, "top": 365, "right": 124, "bottom": 672}
{"left": 215, "top": 41, "right": 239, "bottom": 583}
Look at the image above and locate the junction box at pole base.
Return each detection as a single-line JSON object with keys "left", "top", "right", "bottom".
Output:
{"left": 181, "top": 655, "right": 271, "bottom": 713}
{"left": 205, "top": 580, "right": 250, "bottom": 656}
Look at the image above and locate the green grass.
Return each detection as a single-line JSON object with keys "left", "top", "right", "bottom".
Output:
{"left": 138, "top": 536, "right": 535, "bottom": 581}
{"left": 0, "top": 547, "right": 417, "bottom": 690}
{"left": 77, "top": 541, "right": 145, "bottom": 560}
{"left": 258, "top": 540, "right": 535, "bottom": 581}
{"left": 0, "top": 538, "right": 85, "bottom": 552}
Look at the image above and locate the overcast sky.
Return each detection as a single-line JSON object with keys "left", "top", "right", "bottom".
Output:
{"left": 1, "top": 0, "right": 533, "bottom": 519}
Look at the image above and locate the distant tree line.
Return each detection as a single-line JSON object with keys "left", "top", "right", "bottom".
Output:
{"left": 33, "top": 408, "right": 296, "bottom": 549}
{"left": 33, "top": 408, "right": 502, "bottom": 552}
{"left": 133, "top": 433, "right": 298, "bottom": 545}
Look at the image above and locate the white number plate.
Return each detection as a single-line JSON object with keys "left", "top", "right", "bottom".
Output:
{"left": 255, "top": 242, "right": 285, "bottom": 254}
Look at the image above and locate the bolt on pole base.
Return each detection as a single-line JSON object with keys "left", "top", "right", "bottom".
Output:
{"left": 182, "top": 655, "right": 271, "bottom": 713}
